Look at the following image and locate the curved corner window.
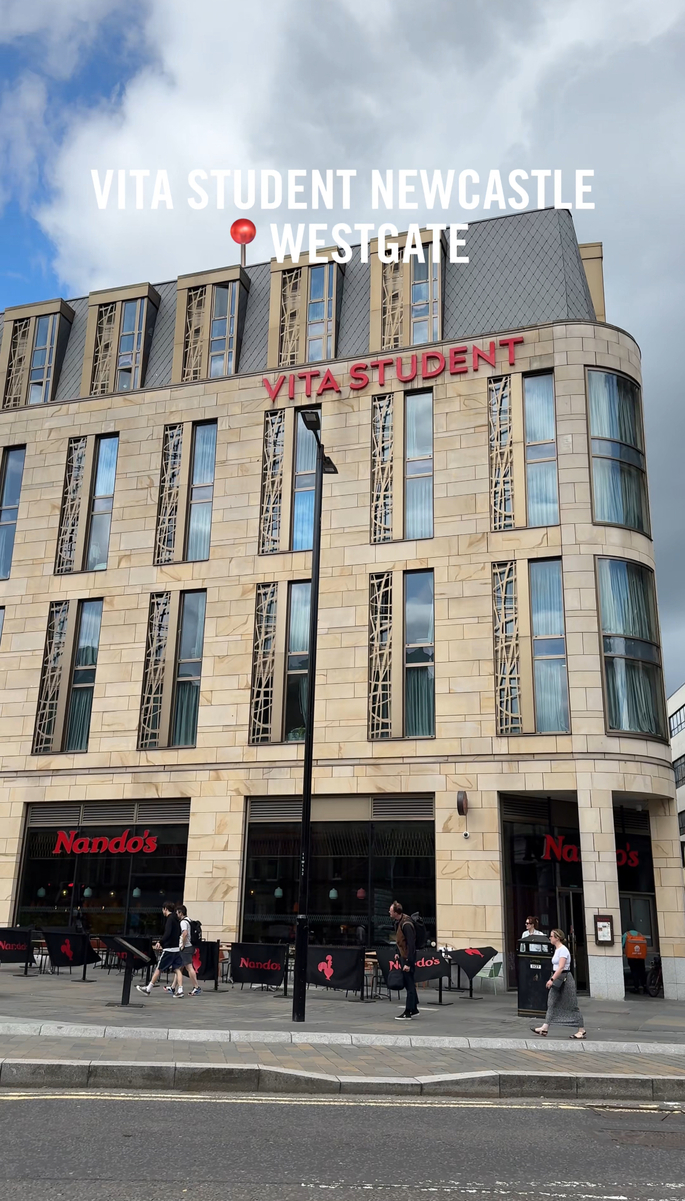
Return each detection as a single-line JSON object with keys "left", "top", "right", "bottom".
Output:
{"left": 588, "top": 370, "right": 649, "bottom": 535}
{"left": 597, "top": 557, "right": 666, "bottom": 738}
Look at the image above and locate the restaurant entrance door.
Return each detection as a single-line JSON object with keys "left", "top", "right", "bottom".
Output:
{"left": 557, "top": 887, "right": 588, "bottom": 991}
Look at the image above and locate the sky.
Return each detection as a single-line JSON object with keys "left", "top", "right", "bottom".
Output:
{"left": 1, "top": 0, "right": 685, "bottom": 688}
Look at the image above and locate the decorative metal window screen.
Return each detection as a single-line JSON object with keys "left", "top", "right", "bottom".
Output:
{"left": 249, "top": 582, "right": 278, "bottom": 744}
{"left": 278, "top": 269, "right": 302, "bottom": 366}
{"left": 54, "top": 436, "right": 87, "bottom": 574}
{"left": 368, "top": 572, "right": 392, "bottom": 739}
{"left": 3, "top": 318, "right": 31, "bottom": 409}
{"left": 381, "top": 261, "right": 403, "bottom": 350}
{"left": 371, "top": 394, "right": 393, "bottom": 543}
{"left": 182, "top": 286, "right": 206, "bottom": 382}
{"left": 33, "top": 600, "right": 70, "bottom": 753}
{"left": 138, "top": 592, "right": 171, "bottom": 749}
{"left": 489, "top": 376, "right": 514, "bottom": 531}
{"left": 91, "top": 303, "right": 117, "bottom": 396}
{"left": 258, "top": 410, "right": 285, "bottom": 554}
{"left": 493, "top": 560, "right": 522, "bottom": 734}
{"left": 154, "top": 424, "right": 183, "bottom": 565}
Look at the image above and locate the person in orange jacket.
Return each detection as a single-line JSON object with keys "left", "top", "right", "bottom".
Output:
{"left": 623, "top": 927, "right": 648, "bottom": 994}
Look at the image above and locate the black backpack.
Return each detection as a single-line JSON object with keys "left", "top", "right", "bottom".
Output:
{"left": 411, "top": 912, "right": 428, "bottom": 949}
{"left": 189, "top": 919, "right": 202, "bottom": 947}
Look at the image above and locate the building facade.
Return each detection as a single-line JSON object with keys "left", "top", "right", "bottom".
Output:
{"left": 0, "top": 208, "right": 682, "bottom": 1000}
{"left": 668, "top": 684, "right": 685, "bottom": 861}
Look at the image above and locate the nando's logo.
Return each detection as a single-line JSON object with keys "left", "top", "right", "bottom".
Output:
{"left": 542, "top": 834, "right": 639, "bottom": 867}
{"left": 52, "top": 829, "right": 158, "bottom": 856}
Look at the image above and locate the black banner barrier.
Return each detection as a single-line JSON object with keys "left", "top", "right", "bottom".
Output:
{"left": 0, "top": 928, "right": 34, "bottom": 966}
{"left": 376, "top": 946, "right": 451, "bottom": 985}
{"left": 101, "top": 937, "right": 152, "bottom": 1008}
{"left": 448, "top": 946, "right": 498, "bottom": 980}
{"left": 192, "top": 940, "right": 220, "bottom": 986}
{"left": 42, "top": 930, "right": 100, "bottom": 971}
{"left": 230, "top": 943, "right": 286, "bottom": 987}
{"left": 306, "top": 946, "right": 365, "bottom": 992}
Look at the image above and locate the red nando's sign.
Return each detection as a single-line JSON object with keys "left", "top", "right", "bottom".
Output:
{"left": 52, "top": 829, "right": 158, "bottom": 856}
{"left": 261, "top": 336, "right": 524, "bottom": 401}
{"left": 542, "top": 834, "right": 639, "bottom": 867}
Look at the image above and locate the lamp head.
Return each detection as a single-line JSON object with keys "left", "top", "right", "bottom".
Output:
{"left": 322, "top": 455, "right": 338, "bottom": 475}
{"left": 301, "top": 409, "right": 321, "bottom": 434}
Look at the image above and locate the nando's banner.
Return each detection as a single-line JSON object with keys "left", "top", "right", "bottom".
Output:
{"left": 230, "top": 943, "right": 286, "bottom": 987}
{"left": 42, "top": 931, "right": 100, "bottom": 969}
{"left": 376, "top": 946, "right": 451, "bottom": 985}
{"left": 0, "top": 928, "right": 33, "bottom": 964}
{"left": 306, "top": 945, "right": 365, "bottom": 992}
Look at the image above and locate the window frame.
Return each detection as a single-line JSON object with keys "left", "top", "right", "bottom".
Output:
{"left": 585, "top": 366, "right": 651, "bottom": 538}
{"left": 182, "top": 420, "right": 217, "bottom": 563}
{"left": 523, "top": 371, "right": 560, "bottom": 528}
{"left": 62, "top": 598, "right": 104, "bottom": 753}
{"left": 403, "top": 568, "right": 436, "bottom": 739}
{"left": 137, "top": 589, "right": 207, "bottom": 751}
{"left": 0, "top": 445, "right": 26, "bottom": 581}
{"left": 291, "top": 407, "right": 320, "bottom": 553}
{"left": 32, "top": 597, "right": 104, "bottom": 756}
{"left": 403, "top": 389, "right": 434, "bottom": 541}
{"left": 54, "top": 434, "right": 119, "bottom": 575}
{"left": 670, "top": 704, "right": 685, "bottom": 739}
{"left": 283, "top": 580, "right": 311, "bottom": 743}
{"left": 528, "top": 557, "right": 570, "bottom": 734}
{"left": 595, "top": 554, "right": 668, "bottom": 743}
{"left": 153, "top": 419, "right": 217, "bottom": 565}
{"left": 0, "top": 302, "right": 74, "bottom": 410}
{"left": 81, "top": 285, "right": 159, "bottom": 399}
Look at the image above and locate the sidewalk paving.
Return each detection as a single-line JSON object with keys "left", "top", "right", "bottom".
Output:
{"left": 0, "top": 964, "right": 683, "bottom": 1095}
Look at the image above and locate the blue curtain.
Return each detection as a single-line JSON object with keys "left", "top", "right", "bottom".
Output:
{"left": 588, "top": 371, "right": 642, "bottom": 449}
{"left": 406, "top": 392, "right": 432, "bottom": 459}
{"left": 530, "top": 560, "right": 564, "bottom": 636}
{"left": 605, "top": 658, "right": 664, "bottom": 736}
{"left": 0, "top": 524, "right": 17, "bottom": 579}
{"left": 533, "top": 658, "right": 570, "bottom": 733}
{"left": 192, "top": 424, "right": 217, "bottom": 486}
{"left": 64, "top": 687, "right": 94, "bottom": 752}
{"left": 172, "top": 681, "right": 200, "bottom": 746}
{"left": 86, "top": 513, "right": 112, "bottom": 571}
{"left": 292, "top": 490, "right": 314, "bottom": 551}
{"left": 76, "top": 600, "right": 103, "bottom": 666}
{"left": 406, "top": 476, "right": 433, "bottom": 539}
{"left": 598, "top": 559, "right": 656, "bottom": 641}
{"left": 591, "top": 457, "right": 647, "bottom": 533}
{"left": 524, "top": 375, "right": 555, "bottom": 442}
{"left": 178, "top": 592, "right": 206, "bottom": 661}
{"left": 526, "top": 461, "right": 558, "bottom": 526}
{"left": 186, "top": 502, "right": 211, "bottom": 561}
{"left": 289, "top": 583, "right": 311, "bottom": 652}
{"left": 94, "top": 436, "right": 119, "bottom": 496}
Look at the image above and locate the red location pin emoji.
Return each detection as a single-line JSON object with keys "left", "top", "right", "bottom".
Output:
{"left": 231, "top": 218, "right": 256, "bottom": 268}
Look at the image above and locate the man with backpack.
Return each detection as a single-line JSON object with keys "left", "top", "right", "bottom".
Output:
{"left": 389, "top": 901, "right": 420, "bottom": 1021}
{"left": 136, "top": 901, "right": 183, "bottom": 998}
{"left": 176, "top": 903, "right": 202, "bottom": 997}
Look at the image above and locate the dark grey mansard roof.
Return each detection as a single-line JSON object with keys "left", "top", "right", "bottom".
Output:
{"left": 15, "top": 208, "right": 595, "bottom": 404}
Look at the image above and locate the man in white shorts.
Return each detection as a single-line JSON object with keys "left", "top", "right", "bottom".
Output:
{"left": 176, "top": 903, "right": 201, "bottom": 997}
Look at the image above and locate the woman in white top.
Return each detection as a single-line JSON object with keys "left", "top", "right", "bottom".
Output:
{"left": 531, "top": 928, "right": 586, "bottom": 1039}
{"left": 520, "top": 916, "right": 546, "bottom": 939}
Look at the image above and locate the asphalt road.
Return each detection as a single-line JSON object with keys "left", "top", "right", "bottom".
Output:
{"left": 1, "top": 1091, "right": 685, "bottom": 1200}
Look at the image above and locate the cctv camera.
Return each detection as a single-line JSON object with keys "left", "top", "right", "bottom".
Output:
{"left": 463, "top": 830, "right": 470, "bottom": 840}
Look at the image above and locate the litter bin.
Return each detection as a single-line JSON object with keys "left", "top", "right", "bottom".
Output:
{"left": 517, "top": 938, "right": 553, "bottom": 1016}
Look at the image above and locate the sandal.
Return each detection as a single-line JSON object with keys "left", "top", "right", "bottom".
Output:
{"left": 531, "top": 1027, "right": 548, "bottom": 1036}
{"left": 570, "top": 1031, "right": 586, "bottom": 1039}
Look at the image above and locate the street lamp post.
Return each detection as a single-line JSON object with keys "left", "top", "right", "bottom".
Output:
{"left": 292, "top": 410, "right": 337, "bottom": 1023}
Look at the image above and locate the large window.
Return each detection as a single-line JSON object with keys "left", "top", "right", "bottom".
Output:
{"left": 209, "top": 282, "right": 239, "bottom": 378}
{"left": 530, "top": 559, "right": 570, "bottom": 733}
{"left": 404, "top": 570, "right": 435, "bottom": 737}
{"left": 307, "top": 263, "right": 335, "bottom": 362}
{"left": 670, "top": 704, "right": 685, "bottom": 739}
{"left": 292, "top": 410, "right": 317, "bottom": 551}
{"left": 405, "top": 391, "right": 433, "bottom": 539}
{"left": 64, "top": 600, "right": 103, "bottom": 752}
{"left": 242, "top": 820, "right": 435, "bottom": 946}
{"left": 0, "top": 446, "right": 25, "bottom": 579}
{"left": 185, "top": 422, "right": 217, "bottom": 562}
{"left": 28, "top": 314, "right": 58, "bottom": 405}
{"left": 171, "top": 591, "right": 206, "bottom": 748}
{"left": 33, "top": 597, "right": 103, "bottom": 754}
{"left": 410, "top": 245, "right": 440, "bottom": 345}
{"left": 138, "top": 590, "right": 207, "bottom": 750}
{"left": 154, "top": 421, "right": 216, "bottom": 564}
{"left": 674, "top": 755, "right": 685, "bottom": 788}
{"left": 597, "top": 558, "right": 666, "bottom": 738}
{"left": 115, "top": 298, "right": 147, "bottom": 392}
{"left": 85, "top": 436, "right": 118, "bottom": 571}
{"left": 284, "top": 582, "right": 310, "bottom": 742}
{"left": 524, "top": 374, "right": 558, "bottom": 526}
{"left": 588, "top": 370, "right": 649, "bottom": 535}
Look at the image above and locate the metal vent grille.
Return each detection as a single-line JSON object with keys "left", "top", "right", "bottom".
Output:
{"left": 27, "top": 804, "right": 81, "bottom": 828}
{"left": 248, "top": 799, "right": 303, "bottom": 822}
{"left": 81, "top": 803, "right": 137, "bottom": 825}
{"left": 613, "top": 807, "right": 650, "bottom": 836}
{"left": 27, "top": 800, "right": 191, "bottom": 827}
{"left": 137, "top": 800, "right": 191, "bottom": 823}
{"left": 501, "top": 797, "right": 549, "bottom": 824}
{"left": 371, "top": 797, "right": 434, "bottom": 820}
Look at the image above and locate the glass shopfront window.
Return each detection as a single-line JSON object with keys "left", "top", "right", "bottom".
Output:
{"left": 242, "top": 820, "right": 435, "bottom": 946}
{"left": 17, "top": 823, "right": 188, "bottom": 936}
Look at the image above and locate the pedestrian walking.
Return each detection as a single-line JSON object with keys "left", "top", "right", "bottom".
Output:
{"left": 622, "top": 927, "right": 648, "bottom": 994}
{"left": 136, "top": 902, "right": 183, "bottom": 998}
{"left": 176, "top": 903, "right": 202, "bottom": 996}
{"left": 531, "top": 928, "right": 586, "bottom": 1039}
{"left": 389, "top": 901, "right": 419, "bottom": 1021}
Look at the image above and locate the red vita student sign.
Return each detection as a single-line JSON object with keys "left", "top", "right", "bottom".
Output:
{"left": 262, "top": 337, "right": 524, "bottom": 401}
